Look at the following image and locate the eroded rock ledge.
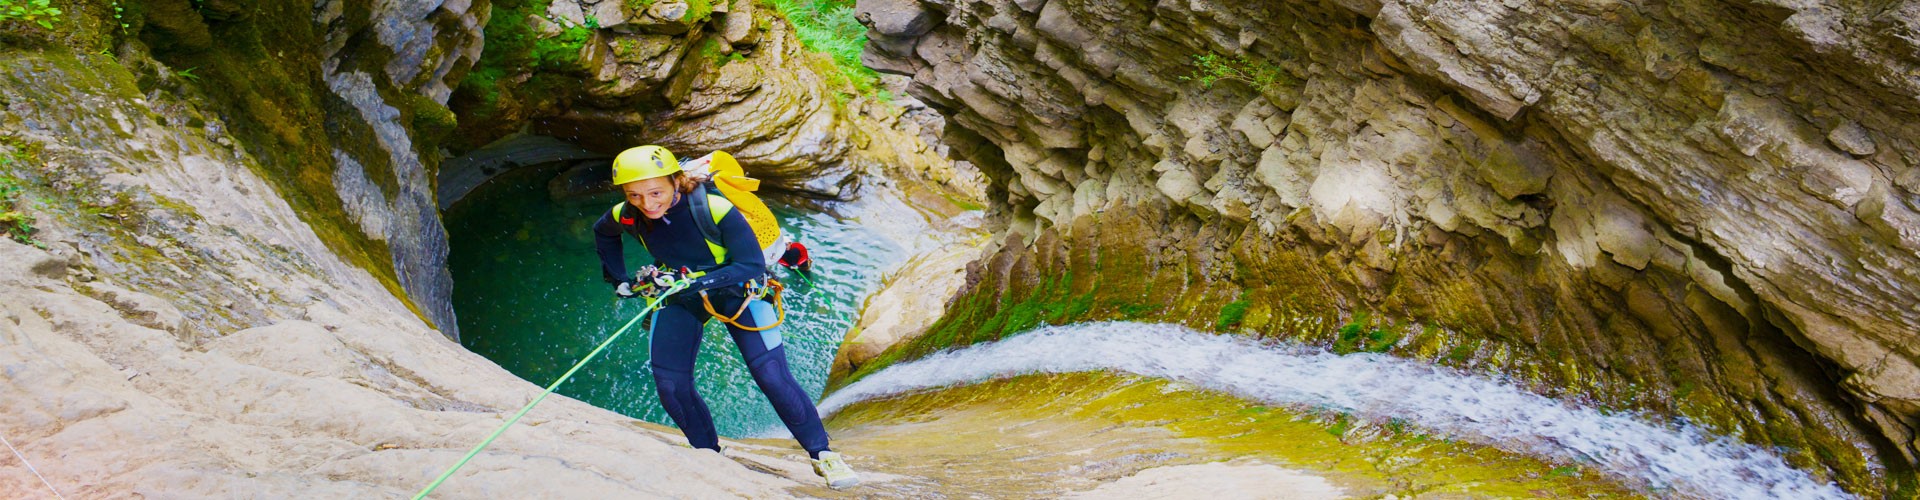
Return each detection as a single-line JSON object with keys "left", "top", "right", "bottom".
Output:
{"left": 448, "top": 0, "right": 973, "bottom": 202}
{"left": 851, "top": 0, "right": 1920, "bottom": 492}
{"left": 0, "top": 0, "right": 975, "bottom": 495}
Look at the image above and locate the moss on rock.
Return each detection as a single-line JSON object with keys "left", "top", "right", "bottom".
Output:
{"left": 830, "top": 205, "right": 1905, "bottom": 495}
{"left": 827, "top": 373, "right": 1642, "bottom": 497}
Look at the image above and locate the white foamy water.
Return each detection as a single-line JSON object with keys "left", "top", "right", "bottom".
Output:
{"left": 818, "top": 322, "right": 1852, "bottom": 499}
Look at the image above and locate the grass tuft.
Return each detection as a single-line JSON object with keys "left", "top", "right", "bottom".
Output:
{"left": 763, "top": 0, "right": 882, "bottom": 97}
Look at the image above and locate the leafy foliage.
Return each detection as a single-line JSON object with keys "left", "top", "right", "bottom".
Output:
{"left": 763, "top": 0, "right": 881, "bottom": 96}
{"left": 1333, "top": 321, "right": 1399, "bottom": 354}
{"left": 534, "top": 26, "right": 594, "bottom": 69}
{"left": 0, "top": 173, "right": 41, "bottom": 248}
{"left": 0, "top": 0, "right": 60, "bottom": 29}
{"left": 1180, "top": 52, "right": 1295, "bottom": 93}
{"left": 1215, "top": 294, "right": 1251, "bottom": 330}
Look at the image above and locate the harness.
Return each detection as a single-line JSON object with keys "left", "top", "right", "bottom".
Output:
{"left": 611, "top": 186, "right": 788, "bottom": 331}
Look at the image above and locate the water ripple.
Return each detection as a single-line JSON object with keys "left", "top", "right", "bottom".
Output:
{"left": 821, "top": 322, "right": 1852, "bottom": 499}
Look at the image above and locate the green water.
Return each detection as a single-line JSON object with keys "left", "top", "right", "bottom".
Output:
{"left": 446, "top": 166, "right": 901, "bottom": 437}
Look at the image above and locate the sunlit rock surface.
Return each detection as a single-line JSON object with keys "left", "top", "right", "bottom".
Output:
{"left": 819, "top": 371, "right": 1640, "bottom": 498}
{"left": 444, "top": 0, "right": 978, "bottom": 202}
{"left": 856, "top": 0, "right": 1920, "bottom": 492}
{"left": 0, "top": 49, "right": 818, "bottom": 495}
{"left": 0, "top": 0, "right": 967, "bottom": 496}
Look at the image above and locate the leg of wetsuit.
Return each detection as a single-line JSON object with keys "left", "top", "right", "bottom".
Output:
{"left": 724, "top": 296, "right": 832, "bottom": 457}
{"left": 650, "top": 303, "right": 720, "bottom": 451}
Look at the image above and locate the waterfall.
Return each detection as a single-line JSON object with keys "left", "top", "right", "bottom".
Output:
{"left": 819, "top": 322, "right": 1852, "bottom": 499}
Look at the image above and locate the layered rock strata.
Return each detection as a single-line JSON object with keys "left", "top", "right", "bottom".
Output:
{"left": 446, "top": 0, "right": 973, "bottom": 202}
{"left": 0, "top": 0, "right": 974, "bottom": 495}
{"left": 854, "top": 0, "right": 1920, "bottom": 493}
{"left": 0, "top": 48, "right": 825, "bottom": 495}
{"left": 16, "top": 0, "right": 490, "bottom": 337}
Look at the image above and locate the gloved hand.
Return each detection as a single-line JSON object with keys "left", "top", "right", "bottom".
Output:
{"left": 638, "top": 265, "right": 677, "bottom": 288}
{"left": 630, "top": 266, "right": 693, "bottom": 298}
{"left": 614, "top": 280, "right": 641, "bottom": 299}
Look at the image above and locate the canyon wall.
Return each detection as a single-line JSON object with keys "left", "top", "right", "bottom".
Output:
{"left": 445, "top": 0, "right": 972, "bottom": 201}
{"left": 0, "top": 0, "right": 969, "bottom": 495}
{"left": 850, "top": 0, "right": 1920, "bottom": 492}
{"left": 0, "top": 46, "right": 824, "bottom": 496}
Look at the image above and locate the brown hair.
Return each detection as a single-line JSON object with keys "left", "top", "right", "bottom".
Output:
{"left": 670, "top": 171, "right": 700, "bottom": 194}
{"left": 634, "top": 172, "right": 703, "bottom": 232}
{"left": 618, "top": 171, "right": 699, "bottom": 195}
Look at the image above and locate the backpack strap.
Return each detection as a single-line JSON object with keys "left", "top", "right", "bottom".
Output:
{"left": 687, "top": 184, "right": 734, "bottom": 265}
{"left": 614, "top": 192, "right": 732, "bottom": 266}
{"left": 610, "top": 202, "right": 636, "bottom": 226}
{"left": 610, "top": 202, "right": 652, "bottom": 255}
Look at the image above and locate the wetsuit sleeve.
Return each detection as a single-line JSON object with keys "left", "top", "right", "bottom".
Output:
{"left": 689, "top": 207, "right": 765, "bottom": 293}
{"left": 593, "top": 212, "right": 629, "bottom": 284}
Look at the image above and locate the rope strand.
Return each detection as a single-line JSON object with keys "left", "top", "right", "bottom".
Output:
{"left": 1, "top": 432, "right": 67, "bottom": 500}
{"left": 412, "top": 281, "right": 690, "bottom": 499}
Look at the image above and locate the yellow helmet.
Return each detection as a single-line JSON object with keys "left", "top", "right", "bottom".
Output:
{"left": 611, "top": 145, "right": 681, "bottom": 185}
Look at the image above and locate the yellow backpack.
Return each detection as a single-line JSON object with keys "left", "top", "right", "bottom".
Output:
{"left": 684, "top": 151, "right": 782, "bottom": 254}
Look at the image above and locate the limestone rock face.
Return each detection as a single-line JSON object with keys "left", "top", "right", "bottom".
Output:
{"left": 832, "top": 241, "right": 981, "bottom": 378}
{"left": 447, "top": 0, "right": 969, "bottom": 201}
{"left": 66, "top": 0, "right": 487, "bottom": 338}
{"left": 0, "top": 2, "right": 973, "bottom": 496}
{"left": 867, "top": 0, "right": 1920, "bottom": 491}
{"left": 0, "top": 49, "right": 819, "bottom": 498}
{"left": 319, "top": 0, "right": 491, "bottom": 336}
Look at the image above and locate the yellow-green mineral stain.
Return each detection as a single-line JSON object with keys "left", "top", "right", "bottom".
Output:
{"left": 822, "top": 372, "right": 1641, "bottom": 498}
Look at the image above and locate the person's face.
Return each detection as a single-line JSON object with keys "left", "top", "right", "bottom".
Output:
{"left": 623, "top": 176, "right": 677, "bottom": 219}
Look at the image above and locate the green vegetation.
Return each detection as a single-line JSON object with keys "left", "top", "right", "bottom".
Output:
{"left": 1332, "top": 321, "right": 1399, "bottom": 355}
{"left": 129, "top": 5, "right": 435, "bottom": 326}
{"left": 694, "top": 37, "right": 745, "bottom": 67}
{"left": 831, "top": 373, "right": 1645, "bottom": 497}
{"left": 409, "top": 94, "right": 459, "bottom": 154}
{"left": 1385, "top": 417, "right": 1410, "bottom": 436}
{"left": 1215, "top": 292, "right": 1251, "bottom": 330}
{"left": 763, "top": 0, "right": 881, "bottom": 96}
{"left": 683, "top": 0, "right": 716, "bottom": 24}
{"left": 830, "top": 210, "right": 1895, "bottom": 496}
{"left": 450, "top": 0, "right": 603, "bottom": 148}
{"left": 0, "top": 174, "right": 41, "bottom": 248}
{"left": 535, "top": 26, "right": 594, "bottom": 69}
{"left": 1180, "top": 52, "right": 1295, "bottom": 93}
{"left": 1326, "top": 412, "right": 1353, "bottom": 438}
{"left": 0, "top": 0, "right": 61, "bottom": 29}
{"left": 0, "top": 138, "right": 44, "bottom": 248}
{"left": 1445, "top": 341, "right": 1477, "bottom": 363}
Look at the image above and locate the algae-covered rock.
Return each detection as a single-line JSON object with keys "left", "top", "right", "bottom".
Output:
{"left": 0, "top": 45, "right": 823, "bottom": 498}
{"left": 445, "top": 0, "right": 967, "bottom": 202}
{"left": 862, "top": 0, "right": 1920, "bottom": 493}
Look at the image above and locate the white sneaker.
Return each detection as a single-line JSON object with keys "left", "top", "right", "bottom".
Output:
{"left": 811, "top": 451, "right": 860, "bottom": 489}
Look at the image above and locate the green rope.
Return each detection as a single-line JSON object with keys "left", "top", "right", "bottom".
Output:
{"left": 413, "top": 281, "right": 690, "bottom": 499}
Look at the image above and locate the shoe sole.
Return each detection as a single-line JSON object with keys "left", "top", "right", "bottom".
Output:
{"left": 828, "top": 478, "right": 860, "bottom": 489}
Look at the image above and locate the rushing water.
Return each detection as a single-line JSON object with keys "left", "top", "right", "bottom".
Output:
{"left": 820, "top": 322, "right": 1854, "bottom": 499}
{"left": 446, "top": 166, "right": 903, "bottom": 437}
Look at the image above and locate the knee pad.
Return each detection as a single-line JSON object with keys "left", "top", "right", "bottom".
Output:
{"left": 652, "top": 365, "right": 695, "bottom": 391}
{"left": 744, "top": 345, "right": 789, "bottom": 372}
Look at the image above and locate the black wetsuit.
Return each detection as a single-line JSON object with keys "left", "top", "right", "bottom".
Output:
{"left": 593, "top": 192, "right": 832, "bottom": 457}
